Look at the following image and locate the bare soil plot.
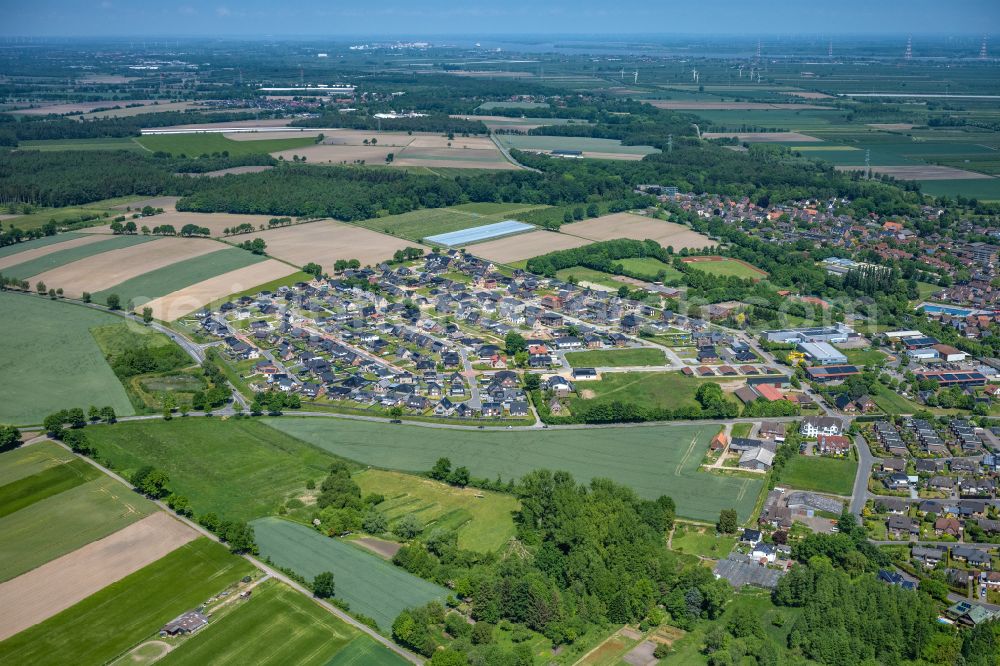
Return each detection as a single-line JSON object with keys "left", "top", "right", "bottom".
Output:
{"left": 835, "top": 164, "right": 994, "bottom": 180}
{"left": 30, "top": 237, "right": 227, "bottom": 298}
{"left": 250, "top": 219, "right": 427, "bottom": 268}
{"left": 468, "top": 230, "right": 593, "bottom": 264}
{"left": 142, "top": 259, "right": 297, "bottom": 320}
{"left": 84, "top": 211, "right": 280, "bottom": 236}
{"left": 9, "top": 100, "right": 159, "bottom": 116}
{"left": 271, "top": 143, "right": 396, "bottom": 164}
{"left": 111, "top": 196, "right": 180, "bottom": 212}
{"left": 0, "top": 512, "right": 196, "bottom": 641}
{"left": 352, "top": 537, "right": 402, "bottom": 559}
{"left": 407, "top": 135, "right": 496, "bottom": 150}
{"left": 79, "top": 101, "right": 202, "bottom": 120}
{"left": 0, "top": 234, "right": 107, "bottom": 271}
{"left": 320, "top": 129, "right": 416, "bottom": 147}
{"left": 648, "top": 101, "right": 831, "bottom": 110}
{"left": 561, "top": 213, "right": 716, "bottom": 249}
{"left": 703, "top": 131, "right": 822, "bottom": 142}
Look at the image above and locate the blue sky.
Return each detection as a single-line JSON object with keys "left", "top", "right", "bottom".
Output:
{"left": 4, "top": 1, "right": 998, "bottom": 37}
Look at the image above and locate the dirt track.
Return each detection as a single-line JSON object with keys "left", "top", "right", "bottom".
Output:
{"left": 0, "top": 512, "right": 196, "bottom": 640}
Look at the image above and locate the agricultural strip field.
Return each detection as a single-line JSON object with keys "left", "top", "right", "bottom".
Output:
{"left": 0, "top": 233, "right": 156, "bottom": 280}
{"left": 141, "top": 258, "right": 298, "bottom": 320}
{"left": 0, "top": 474, "right": 155, "bottom": 582}
{"left": 159, "top": 580, "right": 406, "bottom": 666}
{"left": 469, "top": 231, "right": 593, "bottom": 264}
{"left": 0, "top": 457, "right": 100, "bottom": 518}
{"left": 354, "top": 202, "right": 549, "bottom": 243}
{"left": 30, "top": 237, "right": 228, "bottom": 299}
{"left": 0, "top": 538, "right": 253, "bottom": 666}
{"left": 264, "top": 418, "right": 762, "bottom": 523}
{"left": 247, "top": 219, "right": 429, "bottom": 268}
{"left": 252, "top": 517, "right": 450, "bottom": 631}
{"left": 560, "top": 213, "right": 715, "bottom": 249}
{"left": 0, "top": 441, "right": 75, "bottom": 487}
{"left": 0, "top": 293, "right": 135, "bottom": 424}
{"left": 476, "top": 101, "right": 549, "bottom": 110}
{"left": 564, "top": 348, "right": 668, "bottom": 368}
{"left": 0, "top": 233, "right": 104, "bottom": 270}
{"left": 82, "top": 211, "right": 281, "bottom": 237}
{"left": 497, "top": 134, "right": 659, "bottom": 159}
{"left": 702, "top": 132, "right": 821, "bottom": 142}
{"left": 775, "top": 455, "right": 858, "bottom": 497}
{"left": 85, "top": 418, "right": 337, "bottom": 522}
{"left": 682, "top": 256, "right": 768, "bottom": 279}
{"left": 648, "top": 101, "right": 831, "bottom": 110}
{"left": 91, "top": 246, "right": 267, "bottom": 308}
{"left": 0, "top": 512, "right": 197, "bottom": 640}
{"left": 918, "top": 178, "right": 1000, "bottom": 201}
{"left": 18, "top": 137, "right": 146, "bottom": 152}
{"left": 449, "top": 115, "right": 583, "bottom": 131}
{"left": 137, "top": 132, "right": 316, "bottom": 157}
{"left": 355, "top": 469, "right": 518, "bottom": 552}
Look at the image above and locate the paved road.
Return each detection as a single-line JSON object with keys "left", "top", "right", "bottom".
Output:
{"left": 851, "top": 434, "right": 879, "bottom": 516}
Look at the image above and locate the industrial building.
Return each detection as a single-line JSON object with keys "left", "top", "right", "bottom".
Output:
{"left": 763, "top": 324, "right": 854, "bottom": 345}
{"left": 796, "top": 341, "right": 848, "bottom": 365}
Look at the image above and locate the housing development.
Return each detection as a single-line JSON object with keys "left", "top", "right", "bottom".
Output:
{"left": 2, "top": 8, "right": 1000, "bottom": 666}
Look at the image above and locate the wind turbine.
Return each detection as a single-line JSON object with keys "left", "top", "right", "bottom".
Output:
{"left": 633, "top": 70, "right": 638, "bottom": 85}
{"left": 620, "top": 67, "right": 625, "bottom": 80}
{"left": 737, "top": 65, "right": 743, "bottom": 79}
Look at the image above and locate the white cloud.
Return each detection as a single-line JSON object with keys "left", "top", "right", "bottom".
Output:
{"left": 216, "top": 6, "right": 231, "bottom": 17}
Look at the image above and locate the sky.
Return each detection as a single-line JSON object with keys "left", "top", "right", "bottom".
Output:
{"left": 3, "top": 0, "right": 999, "bottom": 37}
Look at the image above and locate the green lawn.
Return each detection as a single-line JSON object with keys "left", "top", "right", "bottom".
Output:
{"left": 0, "top": 441, "right": 75, "bottom": 486}
{"left": 251, "top": 517, "right": 449, "bottom": 631}
{"left": 870, "top": 383, "right": 922, "bottom": 415}
{"left": 264, "top": 418, "right": 762, "bottom": 523}
{"left": 354, "top": 203, "right": 548, "bottom": 243}
{"left": 1, "top": 196, "right": 143, "bottom": 232}
{"left": 554, "top": 266, "right": 624, "bottom": 290}
{"left": 731, "top": 423, "right": 753, "bottom": 439}
{"left": 137, "top": 133, "right": 315, "bottom": 157}
{"left": 355, "top": 469, "right": 518, "bottom": 552}
{"left": 670, "top": 524, "right": 736, "bottom": 559}
{"left": 91, "top": 246, "right": 266, "bottom": 307}
{"left": 1, "top": 233, "right": 156, "bottom": 279}
{"left": 0, "top": 474, "right": 156, "bottom": 582}
{"left": 564, "top": 348, "right": 667, "bottom": 368}
{"left": 0, "top": 293, "right": 135, "bottom": 424}
{"left": 85, "top": 418, "right": 338, "bottom": 522}
{"left": 160, "top": 579, "right": 405, "bottom": 666}
{"left": 0, "top": 538, "right": 253, "bottom": 665}
{"left": 0, "top": 232, "right": 85, "bottom": 260}
{"left": 777, "top": 455, "right": 858, "bottom": 496}
{"left": 566, "top": 371, "right": 738, "bottom": 415}
{"left": 0, "top": 458, "right": 100, "bottom": 518}
{"left": 684, "top": 257, "right": 768, "bottom": 280}
{"left": 616, "top": 257, "right": 683, "bottom": 281}
{"left": 917, "top": 178, "right": 1000, "bottom": 202}
{"left": 839, "top": 348, "right": 888, "bottom": 367}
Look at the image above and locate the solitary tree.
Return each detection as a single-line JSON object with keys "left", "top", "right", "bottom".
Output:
{"left": 717, "top": 508, "right": 739, "bottom": 534}
{"left": 106, "top": 293, "right": 121, "bottom": 310}
{"left": 142, "top": 307, "right": 153, "bottom": 324}
{"left": 0, "top": 424, "right": 21, "bottom": 452}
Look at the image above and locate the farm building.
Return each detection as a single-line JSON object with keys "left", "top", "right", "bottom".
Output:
{"left": 161, "top": 611, "right": 209, "bottom": 636}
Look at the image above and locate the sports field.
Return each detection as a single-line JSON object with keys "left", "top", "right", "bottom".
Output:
{"left": 160, "top": 580, "right": 406, "bottom": 666}
{"left": 0, "top": 233, "right": 156, "bottom": 280}
{"left": 91, "top": 246, "right": 267, "bottom": 308}
{"left": 85, "top": 418, "right": 336, "bottom": 521}
{"left": 263, "top": 418, "right": 761, "bottom": 523}
{"left": 0, "top": 293, "right": 135, "bottom": 424}
{"left": 0, "top": 474, "right": 155, "bottom": 582}
{"left": 682, "top": 256, "right": 768, "bottom": 279}
{"left": 355, "top": 202, "right": 549, "bottom": 243}
{"left": 564, "top": 348, "right": 667, "bottom": 367}
{"left": 252, "top": 517, "right": 449, "bottom": 631}
{"left": 355, "top": 469, "right": 518, "bottom": 552}
{"left": 137, "top": 132, "right": 315, "bottom": 157}
{"left": 0, "top": 538, "right": 253, "bottom": 665}
{"left": 776, "top": 455, "right": 857, "bottom": 496}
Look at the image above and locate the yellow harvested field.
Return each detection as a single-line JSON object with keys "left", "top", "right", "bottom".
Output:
{"left": 83, "top": 211, "right": 282, "bottom": 237}
{"left": 142, "top": 259, "right": 297, "bottom": 320}
{"left": 407, "top": 135, "right": 496, "bottom": 149}
{"left": 702, "top": 131, "right": 822, "bottom": 142}
{"left": 30, "top": 237, "right": 226, "bottom": 298}
{"left": 0, "top": 512, "right": 196, "bottom": 641}
{"left": 467, "top": 230, "right": 593, "bottom": 264}
{"left": 251, "top": 220, "right": 428, "bottom": 267}
{"left": 271, "top": 143, "right": 395, "bottom": 164}
{"left": 111, "top": 196, "right": 180, "bottom": 212}
{"left": 561, "top": 213, "right": 716, "bottom": 248}
{"left": 0, "top": 235, "right": 107, "bottom": 271}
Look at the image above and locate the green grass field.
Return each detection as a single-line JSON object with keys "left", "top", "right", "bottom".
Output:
{"left": 776, "top": 455, "right": 857, "bottom": 496}
{"left": 20, "top": 137, "right": 146, "bottom": 152}
{"left": 670, "top": 524, "right": 736, "bottom": 559}
{"left": 497, "top": 134, "right": 659, "bottom": 156}
{"left": 1, "top": 233, "right": 157, "bottom": 279}
{"left": 684, "top": 257, "right": 768, "bottom": 279}
{"left": 0, "top": 458, "right": 100, "bottom": 518}
{"left": 615, "top": 257, "right": 683, "bottom": 280}
{"left": 354, "top": 202, "right": 548, "bottom": 243}
{"left": 0, "top": 538, "right": 253, "bottom": 665}
{"left": 918, "top": 178, "right": 1000, "bottom": 201}
{"left": 252, "top": 517, "right": 449, "bottom": 631}
{"left": 1, "top": 196, "right": 143, "bottom": 232}
{"left": 870, "top": 383, "right": 922, "bottom": 415}
{"left": 325, "top": 635, "right": 409, "bottom": 665}
{"left": 564, "top": 348, "right": 667, "bottom": 368}
{"left": 554, "top": 266, "right": 624, "bottom": 290}
{"left": 0, "top": 232, "right": 85, "bottom": 260}
{"left": 159, "top": 579, "right": 405, "bottom": 666}
{"left": 264, "top": 418, "right": 762, "bottom": 523}
{"left": 91, "top": 246, "right": 266, "bottom": 307}
{"left": 85, "top": 418, "right": 337, "bottom": 522}
{"left": 0, "top": 441, "right": 75, "bottom": 486}
{"left": 476, "top": 101, "right": 550, "bottom": 111}
{"left": 137, "top": 133, "right": 315, "bottom": 157}
{"left": 355, "top": 469, "right": 517, "bottom": 552}
{"left": 0, "top": 474, "right": 156, "bottom": 582}
{"left": 838, "top": 348, "right": 887, "bottom": 367}
{"left": 0, "top": 293, "right": 135, "bottom": 424}
{"left": 567, "top": 371, "right": 739, "bottom": 415}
